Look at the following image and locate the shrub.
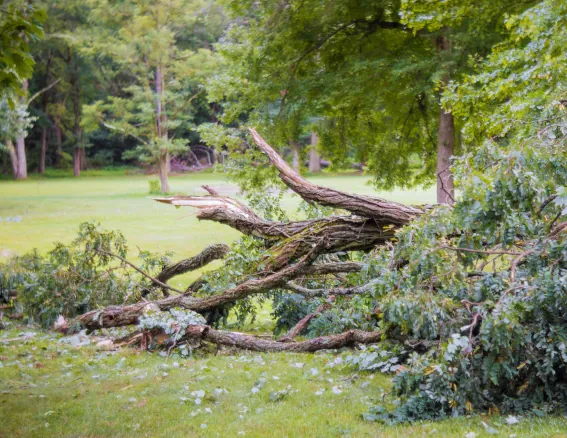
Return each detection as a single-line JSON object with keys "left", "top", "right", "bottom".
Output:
{"left": 148, "top": 178, "right": 161, "bottom": 194}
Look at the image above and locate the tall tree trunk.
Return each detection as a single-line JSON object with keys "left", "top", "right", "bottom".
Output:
{"left": 212, "top": 148, "right": 218, "bottom": 165}
{"left": 15, "top": 137, "right": 27, "bottom": 179}
{"left": 6, "top": 140, "right": 18, "bottom": 178}
{"left": 289, "top": 140, "right": 301, "bottom": 172}
{"left": 40, "top": 49, "right": 53, "bottom": 175}
{"left": 15, "top": 79, "right": 29, "bottom": 180}
{"left": 73, "top": 148, "right": 80, "bottom": 177}
{"left": 156, "top": 65, "right": 171, "bottom": 175}
{"left": 40, "top": 128, "right": 47, "bottom": 174}
{"left": 437, "top": 109, "right": 455, "bottom": 204}
{"left": 309, "top": 132, "right": 321, "bottom": 173}
{"left": 54, "top": 122, "right": 63, "bottom": 166}
{"left": 158, "top": 153, "right": 170, "bottom": 193}
{"left": 70, "top": 47, "right": 82, "bottom": 177}
{"left": 436, "top": 35, "right": 455, "bottom": 204}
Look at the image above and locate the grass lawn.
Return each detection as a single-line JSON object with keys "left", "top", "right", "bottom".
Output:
{"left": 1, "top": 171, "right": 566, "bottom": 437}
{"left": 0, "top": 171, "right": 435, "bottom": 282}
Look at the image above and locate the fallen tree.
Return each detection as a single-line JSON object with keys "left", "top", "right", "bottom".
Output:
{"left": 6, "top": 127, "right": 566, "bottom": 422}
{"left": 62, "top": 129, "right": 419, "bottom": 336}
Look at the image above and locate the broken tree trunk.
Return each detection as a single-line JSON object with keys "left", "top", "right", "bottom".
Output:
{"left": 248, "top": 128, "right": 422, "bottom": 225}
{"left": 67, "top": 129, "right": 422, "bottom": 354}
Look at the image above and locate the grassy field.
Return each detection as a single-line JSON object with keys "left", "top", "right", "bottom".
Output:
{"left": 0, "top": 171, "right": 435, "bottom": 282}
{"left": 2, "top": 172, "right": 566, "bottom": 437}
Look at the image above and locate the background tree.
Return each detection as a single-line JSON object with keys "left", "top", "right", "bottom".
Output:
{"left": 81, "top": 0, "right": 222, "bottom": 192}
{"left": 0, "top": 0, "right": 45, "bottom": 179}
{"left": 207, "top": 0, "right": 533, "bottom": 203}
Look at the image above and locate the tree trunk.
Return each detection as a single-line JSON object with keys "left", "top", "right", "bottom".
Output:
{"left": 73, "top": 148, "right": 81, "bottom": 177}
{"left": 40, "top": 49, "right": 53, "bottom": 175}
{"left": 70, "top": 47, "right": 82, "bottom": 177}
{"left": 249, "top": 129, "right": 422, "bottom": 224}
{"left": 15, "top": 136, "right": 27, "bottom": 180}
{"left": 158, "top": 154, "right": 170, "bottom": 193}
{"left": 15, "top": 79, "right": 29, "bottom": 180}
{"left": 437, "top": 108, "right": 455, "bottom": 204}
{"left": 6, "top": 140, "right": 18, "bottom": 178}
{"left": 54, "top": 122, "right": 63, "bottom": 165}
{"left": 40, "top": 128, "right": 47, "bottom": 174}
{"left": 212, "top": 148, "right": 218, "bottom": 165}
{"left": 289, "top": 140, "right": 301, "bottom": 172}
{"left": 309, "top": 132, "right": 321, "bottom": 173}
{"left": 436, "top": 34, "right": 455, "bottom": 205}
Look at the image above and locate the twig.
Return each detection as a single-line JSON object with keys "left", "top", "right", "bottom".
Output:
{"left": 95, "top": 248, "right": 186, "bottom": 294}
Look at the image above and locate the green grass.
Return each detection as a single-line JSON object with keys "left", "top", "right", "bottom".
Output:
{"left": 2, "top": 173, "right": 565, "bottom": 437}
{"left": 0, "top": 171, "right": 434, "bottom": 282}
{"left": 2, "top": 326, "right": 567, "bottom": 438}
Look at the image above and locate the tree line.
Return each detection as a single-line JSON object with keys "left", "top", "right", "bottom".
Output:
{"left": 1, "top": 0, "right": 564, "bottom": 200}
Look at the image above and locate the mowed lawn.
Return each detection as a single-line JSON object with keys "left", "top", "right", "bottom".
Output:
{"left": 2, "top": 172, "right": 567, "bottom": 437}
{"left": 0, "top": 170, "right": 435, "bottom": 265}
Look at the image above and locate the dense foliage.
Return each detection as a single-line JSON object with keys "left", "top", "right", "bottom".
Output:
{"left": 0, "top": 222, "right": 170, "bottom": 327}
{"left": 353, "top": 128, "right": 567, "bottom": 421}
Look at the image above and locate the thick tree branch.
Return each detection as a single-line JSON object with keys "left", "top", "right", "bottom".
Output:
{"left": 71, "top": 245, "right": 326, "bottom": 331}
{"left": 153, "top": 244, "right": 230, "bottom": 297}
{"left": 183, "top": 325, "right": 382, "bottom": 352}
{"left": 248, "top": 128, "right": 423, "bottom": 225}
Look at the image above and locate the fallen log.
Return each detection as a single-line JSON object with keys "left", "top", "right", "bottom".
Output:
{"left": 183, "top": 325, "right": 383, "bottom": 353}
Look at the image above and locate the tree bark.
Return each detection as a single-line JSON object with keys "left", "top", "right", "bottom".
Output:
{"left": 154, "top": 195, "right": 396, "bottom": 270}
{"left": 15, "top": 79, "right": 29, "bottom": 180}
{"left": 182, "top": 326, "right": 382, "bottom": 353}
{"left": 309, "top": 132, "right": 321, "bottom": 173}
{"left": 15, "top": 137, "right": 27, "bottom": 179}
{"left": 249, "top": 128, "right": 422, "bottom": 225}
{"left": 68, "top": 248, "right": 334, "bottom": 331}
{"left": 6, "top": 140, "right": 18, "bottom": 178}
{"left": 40, "top": 128, "right": 47, "bottom": 174}
{"left": 436, "top": 35, "right": 455, "bottom": 205}
{"left": 151, "top": 243, "right": 229, "bottom": 297}
{"left": 40, "top": 49, "right": 53, "bottom": 175}
{"left": 158, "top": 154, "right": 170, "bottom": 193}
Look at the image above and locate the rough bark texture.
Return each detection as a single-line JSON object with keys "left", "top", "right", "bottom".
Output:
{"left": 183, "top": 325, "right": 383, "bottom": 352}
{"left": 74, "top": 250, "right": 322, "bottom": 331}
{"left": 154, "top": 195, "right": 395, "bottom": 271}
{"left": 249, "top": 128, "right": 422, "bottom": 225}
{"left": 68, "top": 129, "right": 419, "bottom": 355}
{"left": 154, "top": 244, "right": 229, "bottom": 297}
{"left": 436, "top": 35, "right": 455, "bottom": 205}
